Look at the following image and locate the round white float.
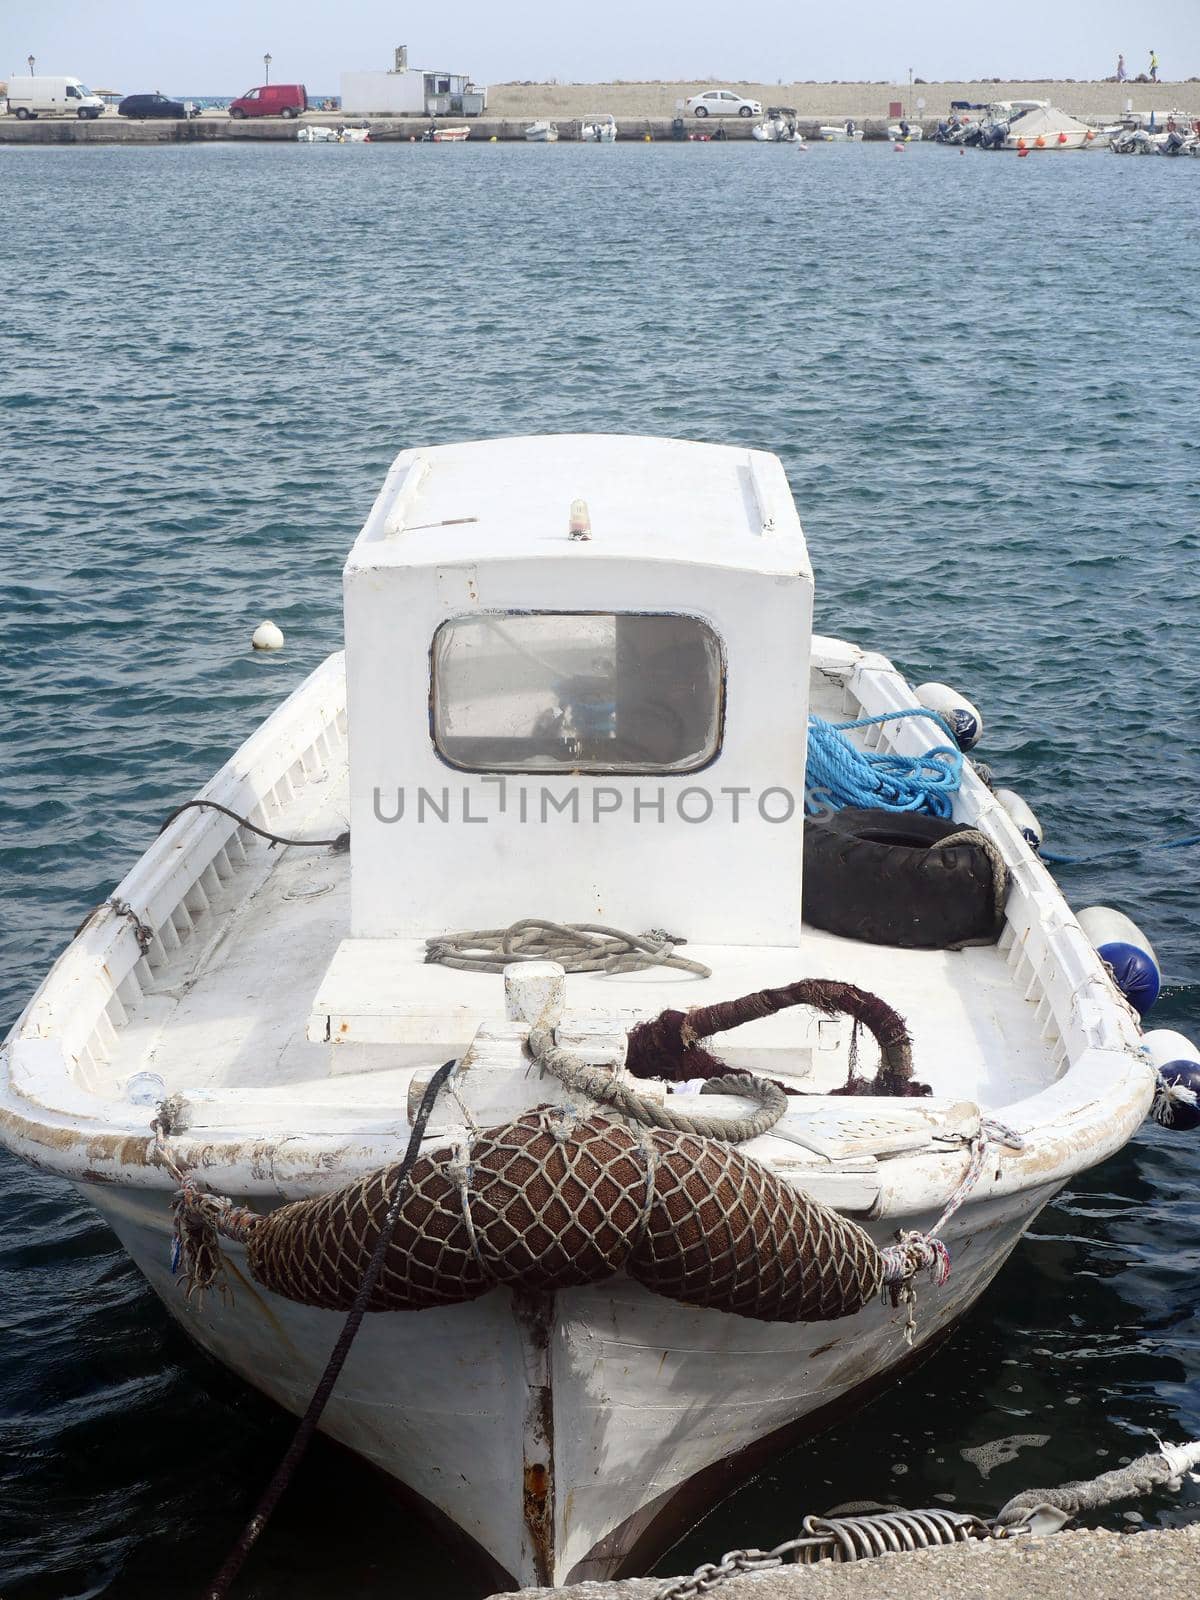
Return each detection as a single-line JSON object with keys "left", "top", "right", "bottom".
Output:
{"left": 252, "top": 620, "right": 285, "bottom": 651}
{"left": 914, "top": 681, "right": 983, "bottom": 750}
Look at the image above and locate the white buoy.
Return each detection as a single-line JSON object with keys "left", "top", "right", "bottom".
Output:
{"left": 251, "top": 620, "right": 285, "bottom": 651}
{"left": 1141, "top": 1030, "right": 1200, "bottom": 1073}
{"left": 1141, "top": 1029, "right": 1200, "bottom": 1132}
{"left": 1077, "top": 905, "right": 1161, "bottom": 1016}
{"left": 914, "top": 681, "right": 983, "bottom": 750}
{"left": 994, "top": 788, "right": 1043, "bottom": 850}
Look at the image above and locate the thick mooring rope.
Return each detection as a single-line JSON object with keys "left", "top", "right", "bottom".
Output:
{"left": 626, "top": 977, "right": 923, "bottom": 1099}
{"left": 993, "top": 1439, "right": 1200, "bottom": 1528}
{"left": 426, "top": 918, "right": 712, "bottom": 978}
{"left": 528, "top": 1023, "right": 789, "bottom": 1143}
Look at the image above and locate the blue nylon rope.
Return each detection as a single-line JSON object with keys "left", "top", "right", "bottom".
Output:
{"left": 1040, "top": 834, "right": 1200, "bottom": 866}
{"left": 806, "top": 708, "right": 964, "bottom": 819}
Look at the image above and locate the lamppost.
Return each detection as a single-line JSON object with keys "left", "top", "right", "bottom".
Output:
{"left": 263, "top": 52, "right": 272, "bottom": 85}
{"left": 27, "top": 54, "right": 35, "bottom": 76}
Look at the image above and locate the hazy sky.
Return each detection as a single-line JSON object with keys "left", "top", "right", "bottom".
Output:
{"left": 5, "top": 1, "right": 1199, "bottom": 92}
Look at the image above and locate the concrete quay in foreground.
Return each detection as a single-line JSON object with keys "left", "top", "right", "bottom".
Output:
{"left": 492, "top": 1524, "right": 1200, "bottom": 1600}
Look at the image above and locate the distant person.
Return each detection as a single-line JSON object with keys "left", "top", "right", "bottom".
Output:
{"left": 1149, "top": 49, "right": 1159, "bottom": 82}
{"left": 1116, "top": 54, "right": 1127, "bottom": 82}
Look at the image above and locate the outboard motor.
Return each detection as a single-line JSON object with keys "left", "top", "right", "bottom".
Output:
{"left": 1164, "top": 129, "right": 1186, "bottom": 154}
{"left": 845, "top": 119, "right": 856, "bottom": 136}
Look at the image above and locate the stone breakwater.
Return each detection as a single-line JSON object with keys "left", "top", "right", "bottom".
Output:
{"left": 2, "top": 79, "right": 1194, "bottom": 145}
{"left": 0, "top": 114, "right": 912, "bottom": 144}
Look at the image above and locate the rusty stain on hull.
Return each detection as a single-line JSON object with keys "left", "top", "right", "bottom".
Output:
{"left": 513, "top": 1288, "right": 556, "bottom": 1585}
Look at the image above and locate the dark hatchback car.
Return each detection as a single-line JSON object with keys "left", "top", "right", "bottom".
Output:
{"left": 118, "top": 93, "right": 192, "bottom": 118}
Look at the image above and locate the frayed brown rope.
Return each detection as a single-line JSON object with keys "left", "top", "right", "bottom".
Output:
{"left": 627, "top": 979, "right": 927, "bottom": 1098}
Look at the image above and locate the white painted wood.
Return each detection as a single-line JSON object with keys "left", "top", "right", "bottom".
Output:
{"left": 504, "top": 961, "right": 566, "bottom": 1029}
{"left": 343, "top": 435, "right": 813, "bottom": 946}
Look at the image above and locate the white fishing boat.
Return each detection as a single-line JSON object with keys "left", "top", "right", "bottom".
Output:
{"left": 997, "top": 103, "right": 1093, "bottom": 151}
{"left": 297, "top": 123, "right": 371, "bottom": 144}
{"left": 817, "top": 120, "right": 864, "bottom": 142}
{"left": 887, "top": 120, "right": 923, "bottom": 142}
{"left": 3, "top": 434, "right": 1190, "bottom": 1591}
{"left": 579, "top": 114, "right": 618, "bottom": 143}
{"left": 1081, "top": 123, "right": 1123, "bottom": 150}
{"left": 752, "top": 108, "right": 806, "bottom": 145}
{"left": 525, "top": 120, "right": 559, "bottom": 143}
{"left": 425, "top": 124, "right": 471, "bottom": 142}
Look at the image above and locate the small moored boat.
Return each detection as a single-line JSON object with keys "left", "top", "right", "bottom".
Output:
{"left": 423, "top": 123, "right": 470, "bottom": 142}
{"left": 1, "top": 434, "right": 1185, "bottom": 1590}
{"left": 817, "top": 119, "right": 864, "bottom": 142}
{"left": 525, "top": 120, "right": 559, "bottom": 142}
{"left": 994, "top": 103, "right": 1094, "bottom": 151}
{"left": 753, "top": 107, "right": 806, "bottom": 144}
{"left": 297, "top": 123, "right": 371, "bottom": 143}
{"left": 579, "top": 113, "right": 618, "bottom": 142}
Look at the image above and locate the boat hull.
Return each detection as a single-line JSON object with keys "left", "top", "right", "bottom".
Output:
{"left": 81, "top": 1170, "right": 1060, "bottom": 1588}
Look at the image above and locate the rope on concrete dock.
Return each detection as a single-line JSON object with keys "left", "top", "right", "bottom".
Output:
{"left": 656, "top": 1440, "right": 1200, "bottom": 1599}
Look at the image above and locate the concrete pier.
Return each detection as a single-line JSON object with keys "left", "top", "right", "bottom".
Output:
{"left": 489, "top": 1524, "right": 1200, "bottom": 1600}
{"left": 0, "top": 113, "right": 923, "bottom": 145}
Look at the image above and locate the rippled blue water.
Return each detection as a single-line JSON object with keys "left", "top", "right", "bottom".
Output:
{"left": 1, "top": 141, "right": 1197, "bottom": 1598}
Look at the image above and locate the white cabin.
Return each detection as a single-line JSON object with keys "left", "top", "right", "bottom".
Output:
{"left": 343, "top": 435, "right": 814, "bottom": 946}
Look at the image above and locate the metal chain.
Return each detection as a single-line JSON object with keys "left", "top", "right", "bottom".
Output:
{"left": 656, "top": 1441, "right": 1200, "bottom": 1600}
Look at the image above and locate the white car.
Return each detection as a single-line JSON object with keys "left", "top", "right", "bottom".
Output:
{"left": 686, "top": 89, "right": 762, "bottom": 119}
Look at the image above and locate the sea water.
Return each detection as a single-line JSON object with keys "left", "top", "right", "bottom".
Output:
{"left": 1, "top": 141, "right": 1197, "bottom": 1596}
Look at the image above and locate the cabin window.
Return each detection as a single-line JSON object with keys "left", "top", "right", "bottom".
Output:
{"left": 432, "top": 612, "right": 724, "bottom": 774}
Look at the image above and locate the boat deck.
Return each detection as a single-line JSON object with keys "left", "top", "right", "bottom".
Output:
{"left": 97, "top": 758, "right": 1054, "bottom": 1117}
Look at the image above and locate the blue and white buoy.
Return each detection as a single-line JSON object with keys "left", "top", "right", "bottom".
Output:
{"left": 1077, "top": 905, "right": 1161, "bottom": 1016}
{"left": 1141, "top": 1029, "right": 1200, "bottom": 1132}
{"left": 914, "top": 682, "right": 984, "bottom": 751}
{"left": 994, "top": 788, "right": 1043, "bottom": 851}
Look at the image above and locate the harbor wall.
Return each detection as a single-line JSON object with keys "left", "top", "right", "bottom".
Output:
{"left": 0, "top": 114, "right": 928, "bottom": 145}
{"left": 2, "top": 79, "right": 1194, "bottom": 146}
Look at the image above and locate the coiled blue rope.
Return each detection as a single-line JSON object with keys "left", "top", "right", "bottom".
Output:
{"left": 806, "top": 709, "right": 964, "bottom": 819}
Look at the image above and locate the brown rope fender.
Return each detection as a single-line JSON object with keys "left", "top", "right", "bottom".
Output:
{"left": 172, "top": 1105, "right": 930, "bottom": 1324}
{"left": 627, "top": 978, "right": 929, "bottom": 1098}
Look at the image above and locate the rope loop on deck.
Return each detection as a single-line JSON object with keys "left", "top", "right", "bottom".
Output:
{"left": 425, "top": 919, "right": 712, "bottom": 978}
{"left": 627, "top": 976, "right": 924, "bottom": 1099}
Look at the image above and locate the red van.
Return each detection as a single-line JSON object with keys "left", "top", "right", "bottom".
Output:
{"left": 228, "top": 83, "right": 307, "bottom": 119}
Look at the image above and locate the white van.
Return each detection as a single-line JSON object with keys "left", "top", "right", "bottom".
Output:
{"left": 7, "top": 76, "right": 104, "bottom": 120}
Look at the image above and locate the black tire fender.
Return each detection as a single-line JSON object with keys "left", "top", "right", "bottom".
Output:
{"left": 803, "top": 807, "right": 1003, "bottom": 949}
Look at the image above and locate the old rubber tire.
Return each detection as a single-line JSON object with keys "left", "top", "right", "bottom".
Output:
{"left": 803, "top": 807, "right": 999, "bottom": 949}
